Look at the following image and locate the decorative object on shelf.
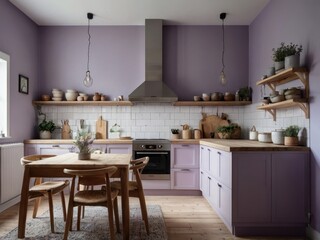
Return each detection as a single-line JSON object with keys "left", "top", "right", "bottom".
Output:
{"left": 267, "top": 66, "right": 275, "bottom": 77}
{"left": 41, "top": 94, "right": 50, "bottom": 101}
{"left": 93, "top": 92, "right": 101, "bottom": 101}
{"left": 61, "top": 120, "right": 72, "bottom": 139}
{"left": 211, "top": 92, "right": 224, "bottom": 101}
{"left": 219, "top": 12, "right": 227, "bottom": 85}
{"left": 202, "top": 93, "right": 210, "bottom": 101}
{"left": 238, "top": 87, "right": 252, "bottom": 101}
{"left": 65, "top": 89, "right": 78, "bottom": 101}
{"left": 181, "top": 124, "right": 191, "bottom": 139}
{"left": 18, "top": 74, "right": 29, "bottom": 94}
{"left": 83, "top": 12, "right": 94, "bottom": 87}
{"left": 249, "top": 125, "right": 258, "bottom": 141}
{"left": 224, "top": 92, "right": 235, "bottom": 101}
{"left": 110, "top": 123, "right": 121, "bottom": 138}
{"left": 74, "top": 130, "right": 94, "bottom": 160}
{"left": 216, "top": 125, "right": 235, "bottom": 139}
{"left": 272, "top": 42, "right": 286, "bottom": 71}
{"left": 193, "top": 95, "right": 201, "bottom": 101}
{"left": 194, "top": 129, "right": 202, "bottom": 139}
{"left": 258, "top": 132, "right": 272, "bottom": 143}
{"left": 284, "top": 125, "right": 300, "bottom": 146}
{"left": 171, "top": 129, "right": 180, "bottom": 139}
{"left": 284, "top": 43, "right": 302, "bottom": 69}
{"left": 271, "top": 129, "right": 284, "bottom": 145}
{"left": 38, "top": 119, "right": 56, "bottom": 139}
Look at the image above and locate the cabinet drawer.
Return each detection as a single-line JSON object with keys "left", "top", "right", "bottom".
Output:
{"left": 171, "top": 144, "right": 199, "bottom": 168}
{"left": 171, "top": 169, "right": 199, "bottom": 190}
{"left": 210, "top": 148, "right": 231, "bottom": 188}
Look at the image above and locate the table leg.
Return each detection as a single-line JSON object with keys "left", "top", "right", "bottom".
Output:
{"left": 120, "top": 167, "right": 129, "bottom": 240}
{"left": 18, "top": 167, "right": 30, "bottom": 238}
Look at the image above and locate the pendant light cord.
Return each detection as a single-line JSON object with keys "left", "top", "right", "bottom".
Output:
{"left": 87, "top": 17, "right": 91, "bottom": 72}
{"left": 221, "top": 17, "right": 225, "bottom": 72}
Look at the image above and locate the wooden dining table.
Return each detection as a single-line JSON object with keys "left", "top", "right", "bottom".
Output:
{"left": 18, "top": 152, "right": 131, "bottom": 240}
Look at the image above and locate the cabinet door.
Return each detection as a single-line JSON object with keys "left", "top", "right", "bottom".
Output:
{"left": 200, "top": 171, "right": 210, "bottom": 198}
{"left": 24, "top": 144, "right": 37, "bottom": 156}
{"left": 200, "top": 145, "right": 210, "bottom": 173}
{"left": 171, "top": 169, "right": 199, "bottom": 189}
{"left": 107, "top": 144, "right": 132, "bottom": 154}
{"left": 233, "top": 152, "right": 272, "bottom": 223}
{"left": 38, "top": 144, "right": 74, "bottom": 155}
{"left": 272, "top": 152, "right": 309, "bottom": 224}
{"left": 171, "top": 144, "right": 199, "bottom": 168}
{"left": 210, "top": 149, "right": 232, "bottom": 188}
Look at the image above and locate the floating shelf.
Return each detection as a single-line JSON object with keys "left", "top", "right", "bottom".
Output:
{"left": 256, "top": 67, "right": 309, "bottom": 121}
{"left": 32, "top": 100, "right": 133, "bottom": 106}
{"left": 173, "top": 101, "right": 252, "bottom": 107}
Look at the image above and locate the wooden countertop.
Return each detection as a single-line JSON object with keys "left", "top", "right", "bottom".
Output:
{"left": 24, "top": 139, "right": 133, "bottom": 144}
{"left": 199, "top": 139, "right": 309, "bottom": 152}
{"left": 171, "top": 139, "right": 200, "bottom": 144}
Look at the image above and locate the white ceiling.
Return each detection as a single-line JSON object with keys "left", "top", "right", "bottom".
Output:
{"left": 9, "top": 0, "right": 270, "bottom": 26}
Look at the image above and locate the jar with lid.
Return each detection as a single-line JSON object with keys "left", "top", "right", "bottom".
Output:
{"left": 235, "top": 91, "right": 240, "bottom": 101}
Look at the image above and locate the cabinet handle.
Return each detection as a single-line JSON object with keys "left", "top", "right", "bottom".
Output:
{"left": 52, "top": 145, "right": 60, "bottom": 148}
{"left": 181, "top": 144, "right": 190, "bottom": 147}
{"left": 208, "top": 149, "right": 211, "bottom": 152}
{"left": 217, "top": 151, "right": 221, "bottom": 155}
{"left": 208, "top": 176, "right": 212, "bottom": 180}
{"left": 217, "top": 183, "right": 222, "bottom": 188}
{"left": 181, "top": 169, "right": 190, "bottom": 171}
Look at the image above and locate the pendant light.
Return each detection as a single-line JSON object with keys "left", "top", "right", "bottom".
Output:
{"left": 83, "top": 12, "right": 94, "bottom": 87}
{"left": 219, "top": 12, "right": 227, "bottom": 85}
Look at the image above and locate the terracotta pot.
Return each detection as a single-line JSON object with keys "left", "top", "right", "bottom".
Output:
{"left": 218, "top": 132, "right": 231, "bottom": 139}
{"left": 78, "top": 152, "right": 91, "bottom": 160}
{"left": 171, "top": 134, "right": 179, "bottom": 140}
{"left": 284, "top": 136, "right": 299, "bottom": 146}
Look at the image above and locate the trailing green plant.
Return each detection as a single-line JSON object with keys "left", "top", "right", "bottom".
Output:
{"left": 171, "top": 129, "right": 179, "bottom": 134}
{"left": 284, "top": 125, "right": 300, "bottom": 137}
{"left": 38, "top": 119, "right": 56, "bottom": 133}
{"left": 272, "top": 42, "right": 287, "bottom": 62}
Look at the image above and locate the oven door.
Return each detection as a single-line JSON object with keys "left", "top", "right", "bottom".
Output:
{"left": 134, "top": 151, "right": 170, "bottom": 180}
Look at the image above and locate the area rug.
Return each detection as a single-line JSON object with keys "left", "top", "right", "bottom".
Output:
{"left": 1, "top": 205, "right": 167, "bottom": 240}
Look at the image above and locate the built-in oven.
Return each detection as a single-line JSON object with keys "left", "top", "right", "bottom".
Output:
{"left": 132, "top": 139, "right": 170, "bottom": 180}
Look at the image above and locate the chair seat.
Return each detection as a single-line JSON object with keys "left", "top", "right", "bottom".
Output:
{"left": 74, "top": 189, "right": 119, "bottom": 205}
{"left": 29, "top": 180, "right": 69, "bottom": 193}
{"left": 111, "top": 181, "right": 138, "bottom": 191}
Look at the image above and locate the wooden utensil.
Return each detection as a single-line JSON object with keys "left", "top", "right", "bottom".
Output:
{"left": 96, "top": 116, "right": 108, "bottom": 139}
{"left": 61, "top": 120, "right": 72, "bottom": 139}
{"left": 199, "top": 113, "right": 229, "bottom": 138}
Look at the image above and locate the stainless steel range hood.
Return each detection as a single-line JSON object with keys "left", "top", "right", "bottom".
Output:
{"left": 129, "top": 19, "right": 178, "bottom": 103}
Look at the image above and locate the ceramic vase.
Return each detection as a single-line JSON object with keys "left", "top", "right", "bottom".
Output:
{"left": 39, "top": 131, "right": 51, "bottom": 139}
{"left": 78, "top": 152, "right": 91, "bottom": 160}
{"left": 274, "top": 61, "right": 284, "bottom": 71}
{"left": 285, "top": 55, "right": 300, "bottom": 69}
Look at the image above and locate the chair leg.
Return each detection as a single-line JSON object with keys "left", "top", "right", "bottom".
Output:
{"left": 113, "top": 197, "right": 120, "bottom": 233}
{"left": 77, "top": 206, "right": 81, "bottom": 231}
{"left": 139, "top": 191, "right": 149, "bottom": 234}
{"left": 32, "top": 197, "right": 42, "bottom": 218}
{"left": 108, "top": 203, "right": 116, "bottom": 240}
{"left": 48, "top": 191, "right": 55, "bottom": 233}
{"left": 60, "top": 191, "right": 67, "bottom": 221}
{"left": 64, "top": 205, "right": 74, "bottom": 240}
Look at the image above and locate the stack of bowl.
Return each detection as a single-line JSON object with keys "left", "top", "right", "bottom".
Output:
{"left": 65, "top": 89, "right": 78, "bottom": 101}
{"left": 78, "top": 92, "right": 89, "bottom": 101}
{"left": 52, "top": 89, "right": 63, "bottom": 101}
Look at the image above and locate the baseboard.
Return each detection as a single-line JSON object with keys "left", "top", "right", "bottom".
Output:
{"left": 307, "top": 226, "right": 320, "bottom": 240}
{"left": 0, "top": 195, "right": 21, "bottom": 213}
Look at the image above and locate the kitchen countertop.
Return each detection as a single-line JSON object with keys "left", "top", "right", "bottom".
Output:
{"left": 200, "top": 139, "right": 309, "bottom": 152}
{"left": 24, "top": 139, "right": 133, "bottom": 144}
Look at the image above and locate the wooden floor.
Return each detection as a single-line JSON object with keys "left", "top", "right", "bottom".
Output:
{"left": 0, "top": 195, "right": 306, "bottom": 240}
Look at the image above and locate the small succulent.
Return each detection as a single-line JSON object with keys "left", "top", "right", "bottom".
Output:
{"left": 38, "top": 119, "right": 56, "bottom": 133}
{"left": 171, "top": 129, "right": 179, "bottom": 134}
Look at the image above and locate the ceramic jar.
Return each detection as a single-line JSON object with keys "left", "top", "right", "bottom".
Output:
{"left": 271, "top": 129, "right": 284, "bottom": 145}
{"left": 258, "top": 132, "right": 272, "bottom": 143}
{"left": 249, "top": 126, "right": 258, "bottom": 141}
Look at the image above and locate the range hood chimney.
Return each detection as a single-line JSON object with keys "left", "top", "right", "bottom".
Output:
{"left": 129, "top": 19, "right": 178, "bottom": 103}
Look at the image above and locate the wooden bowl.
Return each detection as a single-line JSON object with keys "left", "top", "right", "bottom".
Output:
{"left": 41, "top": 94, "right": 50, "bottom": 101}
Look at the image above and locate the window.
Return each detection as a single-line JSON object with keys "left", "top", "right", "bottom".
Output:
{"left": 0, "top": 51, "right": 10, "bottom": 138}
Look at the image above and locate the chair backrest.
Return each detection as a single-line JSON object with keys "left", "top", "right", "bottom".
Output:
{"left": 130, "top": 157, "right": 149, "bottom": 185}
{"left": 64, "top": 166, "right": 118, "bottom": 201}
{"left": 20, "top": 154, "right": 56, "bottom": 166}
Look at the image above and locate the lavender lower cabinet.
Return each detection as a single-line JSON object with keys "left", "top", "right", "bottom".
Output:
{"left": 171, "top": 144, "right": 199, "bottom": 190}
{"left": 106, "top": 144, "right": 132, "bottom": 154}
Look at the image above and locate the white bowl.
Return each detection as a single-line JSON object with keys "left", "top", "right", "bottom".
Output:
{"left": 65, "top": 92, "right": 78, "bottom": 101}
{"left": 52, "top": 92, "right": 63, "bottom": 98}
{"left": 52, "top": 97, "right": 62, "bottom": 101}
{"left": 79, "top": 92, "right": 87, "bottom": 96}
{"left": 67, "top": 89, "right": 77, "bottom": 93}
{"left": 258, "top": 132, "right": 272, "bottom": 143}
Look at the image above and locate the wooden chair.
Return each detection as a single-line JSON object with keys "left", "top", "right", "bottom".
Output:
{"left": 111, "top": 157, "right": 150, "bottom": 234}
{"left": 63, "top": 166, "right": 120, "bottom": 240}
{"left": 20, "top": 154, "right": 69, "bottom": 233}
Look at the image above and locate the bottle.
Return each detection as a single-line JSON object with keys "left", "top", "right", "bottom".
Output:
{"left": 235, "top": 91, "right": 240, "bottom": 101}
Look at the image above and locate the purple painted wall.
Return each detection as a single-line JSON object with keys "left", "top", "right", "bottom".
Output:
{"left": 249, "top": 0, "right": 320, "bottom": 232}
{"left": 38, "top": 25, "right": 248, "bottom": 100}
{"left": 0, "top": 1, "right": 38, "bottom": 142}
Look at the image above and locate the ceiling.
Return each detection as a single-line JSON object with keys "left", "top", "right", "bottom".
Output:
{"left": 9, "top": 0, "right": 270, "bottom": 26}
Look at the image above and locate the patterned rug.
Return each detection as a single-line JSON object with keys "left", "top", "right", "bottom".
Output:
{"left": 1, "top": 205, "right": 167, "bottom": 240}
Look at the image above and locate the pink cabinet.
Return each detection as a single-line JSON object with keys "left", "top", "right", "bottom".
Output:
{"left": 171, "top": 144, "right": 199, "bottom": 190}
{"left": 106, "top": 144, "right": 132, "bottom": 154}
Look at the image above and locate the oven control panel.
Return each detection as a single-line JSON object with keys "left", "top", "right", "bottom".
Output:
{"left": 133, "top": 140, "right": 171, "bottom": 151}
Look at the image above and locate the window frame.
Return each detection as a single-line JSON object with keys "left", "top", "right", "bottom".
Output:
{"left": 0, "top": 50, "right": 10, "bottom": 138}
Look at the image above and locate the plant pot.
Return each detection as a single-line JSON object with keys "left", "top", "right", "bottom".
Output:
{"left": 218, "top": 132, "right": 231, "bottom": 139}
{"left": 39, "top": 131, "right": 51, "bottom": 139}
{"left": 182, "top": 130, "right": 191, "bottom": 139}
{"left": 285, "top": 55, "right": 300, "bottom": 69}
{"left": 78, "top": 152, "right": 91, "bottom": 160}
{"left": 284, "top": 136, "right": 299, "bottom": 146}
{"left": 171, "top": 133, "right": 179, "bottom": 140}
{"left": 274, "top": 61, "right": 284, "bottom": 71}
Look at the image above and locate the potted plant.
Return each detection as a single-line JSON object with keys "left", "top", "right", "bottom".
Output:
{"left": 74, "top": 130, "right": 94, "bottom": 160}
{"left": 238, "top": 87, "right": 252, "bottom": 101}
{"left": 284, "top": 125, "right": 300, "bottom": 146}
{"left": 38, "top": 119, "right": 56, "bottom": 139}
{"left": 272, "top": 42, "right": 286, "bottom": 71}
{"left": 216, "top": 125, "right": 235, "bottom": 139}
{"left": 284, "top": 42, "right": 302, "bottom": 69}
{"left": 171, "top": 129, "right": 180, "bottom": 139}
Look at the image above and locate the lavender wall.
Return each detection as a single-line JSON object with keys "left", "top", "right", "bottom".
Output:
{"left": 0, "top": 1, "right": 38, "bottom": 142}
{"left": 249, "top": 0, "right": 320, "bottom": 233}
{"left": 38, "top": 25, "right": 248, "bottom": 100}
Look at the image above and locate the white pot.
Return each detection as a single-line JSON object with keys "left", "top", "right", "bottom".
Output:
{"left": 285, "top": 55, "right": 300, "bottom": 69}
{"left": 271, "top": 129, "right": 284, "bottom": 145}
{"left": 249, "top": 131, "right": 258, "bottom": 141}
{"left": 258, "top": 132, "right": 272, "bottom": 143}
{"left": 40, "top": 131, "right": 51, "bottom": 139}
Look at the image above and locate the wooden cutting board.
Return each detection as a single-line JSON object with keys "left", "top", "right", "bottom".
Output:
{"left": 96, "top": 116, "right": 108, "bottom": 139}
{"left": 61, "top": 120, "right": 72, "bottom": 139}
{"left": 199, "top": 113, "right": 229, "bottom": 138}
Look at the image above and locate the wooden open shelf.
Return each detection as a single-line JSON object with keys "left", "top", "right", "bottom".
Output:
{"left": 32, "top": 100, "right": 133, "bottom": 106}
{"left": 256, "top": 67, "right": 309, "bottom": 121}
{"left": 173, "top": 101, "right": 252, "bottom": 107}
{"left": 257, "top": 99, "right": 309, "bottom": 121}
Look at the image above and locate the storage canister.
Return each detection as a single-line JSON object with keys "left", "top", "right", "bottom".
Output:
{"left": 271, "top": 129, "right": 284, "bottom": 145}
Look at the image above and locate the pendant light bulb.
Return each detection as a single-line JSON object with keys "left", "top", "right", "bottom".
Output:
{"left": 220, "top": 71, "right": 226, "bottom": 85}
{"left": 84, "top": 70, "right": 93, "bottom": 87}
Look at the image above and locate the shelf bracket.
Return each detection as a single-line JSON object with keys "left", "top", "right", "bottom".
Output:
{"left": 294, "top": 72, "right": 309, "bottom": 99}
{"left": 296, "top": 102, "right": 310, "bottom": 119}
{"left": 265, "top": 109, "right": 276, "bottom": 121}
{"left": 267, "top": 83, "right": 276, "bottom": 92}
